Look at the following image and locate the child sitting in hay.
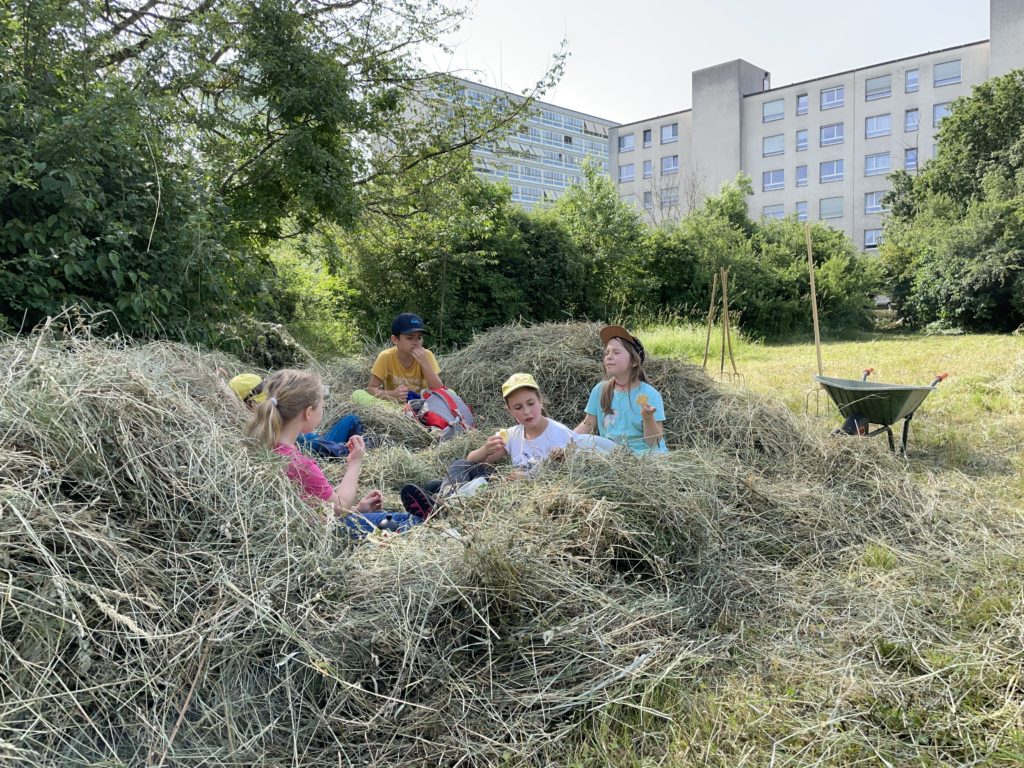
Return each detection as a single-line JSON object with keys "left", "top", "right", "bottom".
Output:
{"left": 575, "top": 325, "right": 668, "bottom": 455}
{"left": 354, "top": 312, "right": 444, "bottom": 404}
{"left": 229, "top": 372, "right": 365, "bottom": 458}
{"left": 246, "top": 369, "right": 426, "bottom": 537}
{"left": 399, "top": 372, "right": 577, "bottom": 517}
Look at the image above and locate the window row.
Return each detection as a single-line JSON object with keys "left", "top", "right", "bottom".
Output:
{"left": 761, "top": 59, "right": 961, "bottom": 123}
{"left": 760, "top": 104, "right": 949, "bottom": 157}
{"left": 618, "top": 155, "right": 680, "bottom": 182}
{"left": 637, "top": 188, "right": 680, "bottom": 209}
{"left": 617, "top": 123, "right": 680, "bottom": 152}
{"left": 761, "top": 150, "right": 919, "bottom": 191}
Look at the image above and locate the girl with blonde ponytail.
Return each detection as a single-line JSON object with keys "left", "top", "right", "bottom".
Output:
{"left": 246, "top": 369, "right": 426, "bottom": 536}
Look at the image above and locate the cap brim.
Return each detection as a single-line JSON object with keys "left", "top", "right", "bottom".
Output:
{"left": 599, "top": 325, "right": 633, "bottom": 347}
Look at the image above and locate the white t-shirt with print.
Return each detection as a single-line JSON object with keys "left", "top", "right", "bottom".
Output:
{"left": 504, "top": 418, "right": 575, "bottom": 473}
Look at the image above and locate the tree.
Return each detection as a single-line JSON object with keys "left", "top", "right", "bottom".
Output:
{"left": 881, "top": 69, "right": 1024, "bottom": 331}
{"left": 0, "top": 0, "right": 563, "bottom": 339}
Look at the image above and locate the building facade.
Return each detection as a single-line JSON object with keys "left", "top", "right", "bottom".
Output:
{"left": 451, "top": 78, "right": 617, "bottom": 209}
{"left": 608, "top": 0, "right": 1023, "bottom": 248}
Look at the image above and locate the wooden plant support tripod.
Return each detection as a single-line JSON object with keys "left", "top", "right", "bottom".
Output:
{"left": 702, "top": 267, "right": 742, "bottom": 382}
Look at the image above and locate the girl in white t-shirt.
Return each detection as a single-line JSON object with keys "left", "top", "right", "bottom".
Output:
{"left": 400, "top": 372, "right": 574, "bottom": 516}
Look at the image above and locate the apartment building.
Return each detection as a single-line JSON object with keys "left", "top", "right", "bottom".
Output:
{"left": 450, "top": 78, "right": 617, "bottom": 209}
{"left": 610, "top": 0, "right": 1024, "bottom": 248}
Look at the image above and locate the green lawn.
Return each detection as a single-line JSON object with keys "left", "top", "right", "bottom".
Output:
{"left": 643, "top": 323, "right": 1024, "bottom": 487}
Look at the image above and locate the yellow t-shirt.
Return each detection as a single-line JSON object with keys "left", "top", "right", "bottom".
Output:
{"left": 370, "top": 347, "right": 441, "bottom": 394}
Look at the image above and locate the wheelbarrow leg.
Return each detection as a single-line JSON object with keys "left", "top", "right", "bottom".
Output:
{"left": 885, "top": 426, "right": 895, "bottom": 452}
{"left": 900, "top": 414, "right": 914, "bottom": 456}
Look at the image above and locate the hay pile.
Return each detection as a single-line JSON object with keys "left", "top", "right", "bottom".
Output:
{"left": 0, "top": 322, "right": 937, "bottom": 766}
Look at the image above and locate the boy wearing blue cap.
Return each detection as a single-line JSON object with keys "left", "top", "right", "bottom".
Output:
{"left": 365, "top": 313, "right": 444, "bottom": 402}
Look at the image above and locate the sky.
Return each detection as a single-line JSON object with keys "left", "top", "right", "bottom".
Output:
{"left": 419, "top": 0, "right": 991, "bottom": 124}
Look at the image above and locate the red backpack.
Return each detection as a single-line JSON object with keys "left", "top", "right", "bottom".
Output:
{"left": 408, "top": 387, "right": 476, "bottom": 440}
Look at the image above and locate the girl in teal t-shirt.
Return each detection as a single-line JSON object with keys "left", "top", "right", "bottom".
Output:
{"left": 575, "top": 325, "right": 668, "bottom": 454}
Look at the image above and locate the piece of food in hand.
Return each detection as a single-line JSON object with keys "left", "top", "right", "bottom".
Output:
{"left": 636, "top": 394, "right": 649, "bottom": 407}
{"left": 497, "top": 428, "right": 510, "bottom": 442}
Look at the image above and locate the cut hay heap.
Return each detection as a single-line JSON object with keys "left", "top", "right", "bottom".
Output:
{"left": 0, "top": 322, "right": 935, "bottom": 766}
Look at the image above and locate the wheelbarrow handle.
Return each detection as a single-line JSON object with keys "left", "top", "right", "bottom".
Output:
{"left": 861, "top": 367, "right": 875, "bottom": 381}
{"left": 930, "top": 372, "right": 949, "bottom": 386}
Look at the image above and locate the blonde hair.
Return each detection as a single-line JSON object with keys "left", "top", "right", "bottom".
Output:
{"left": 600, "top": 338, "right": 648, "bottom": 415}
{"left": 244, "top": 369, "right": 324, "bottom": 449}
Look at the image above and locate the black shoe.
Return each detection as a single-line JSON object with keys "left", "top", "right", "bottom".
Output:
{"left": 400, "top": 484, "right": 435, "bottom": 519}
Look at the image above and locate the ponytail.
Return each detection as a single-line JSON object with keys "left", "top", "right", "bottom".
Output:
{"left": 244, "top": 369, "right": 324, "bottom": 449}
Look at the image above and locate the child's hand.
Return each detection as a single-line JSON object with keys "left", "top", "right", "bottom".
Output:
{"left": 640, "top": 402, "right": 656, "bottom": 420}
{"left": 356, "top": 490, "right": 382, "bottom": 513}
{"left": 485, "top": 433, "right": 507, "bottom": 458}
{"left": 346, "top": 434, "right": 366, "bottom": 462}
{"left": 410, "top": 346, "right": 430, "bottom": 364}
{"left": 391, "top": 384, "right": 409, "bottom": 401}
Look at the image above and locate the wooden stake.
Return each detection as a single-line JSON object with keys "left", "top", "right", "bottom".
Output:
{"left": 702, "top": 271, "right": 719, "bottom": 369}
{"left": 720, "top": 268, "right": 739, "bottom": 375}
{"left": 805, "top": 223, "right": 823, "bottom": 376}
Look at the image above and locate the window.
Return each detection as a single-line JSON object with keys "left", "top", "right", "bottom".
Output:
{"left": 865, "top": 114, "right": 891, "bottom": 138}
{"left": 642, "top": 159, "right": 653, "bottom": 178}
{"left": 661, "top": 187, "right": 679, "bottom": 207}
{"left": 661, "top": 123, "right": 679, "bottom": 143}
{"left": 865, "top": 152, "right": 891, "bottom": 176}
{"left": 796, "top": 164, "right": 808, "bottom": 187}
{"left": 821, "top": 85, "right": 844, "bottom": 110}
{"left": 934, "top": 59, "right": 962, "bottom": 87}
{"left": 933, "top": 102, "right": 951, "bottom": 126}
{"left": 905, "top": 68, "right": 919, "bottom": 93}
{"left": 643, "top": 191, "right": 653, "bottom": 209}
{"left": 796, "top": 129, "right": 808, "bottom": 151}
{"left": 618, "top": 163, "right": 634, "bottom": 182}
{"left": 820, "top": 159, "right": 844, "bottom": 183}
{"left": 820, "top": 196, "right": 844, "bottom": 219}
{"left": 864, "top": 229, "right": 883, "bottom": 249}
{"left": 642, "top": 128, "right": 652, "bottom": 148}
{"left": 620, "top": 193, "right": 635, "bottom": 205}
{"left": 865, "top": 74, "right": 891, "bottom": 101}
{"left": 618, "top": 133, "right": 634, "bottom": 152}
{"left": 820, "top": 122, "right": 844, "bottom": 146}
{"left": 762, "top": 169, "right": 784, "bottom": 191}
{"left": 796, "top": 201, "right": 808, "bottom": 222}
{"left": 905, "top": 147, "right": 918, "bottom": 171}
{"left": 796, "top": 93, "right": 808, "bottom": 115}
{"left": 763, "top": 99, "right": 785, "bottom": 122}
{"left": 762, "top": 204, "right": 785, "bottom": 220}
{"left": 763, "top": 134, "right": 785, "bottom": 156}
{"left": 905, "top": 108, "right": 920, "bottom": 132}
{"left": 661, "top": 155, "right": 679, "bottom": 175}
{"left": 865, "top": 191, "right": 886, "bottom": 214}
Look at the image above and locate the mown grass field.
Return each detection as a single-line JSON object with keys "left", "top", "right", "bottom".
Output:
{"left": 571, "top": 325, "right": 1024, "bottom": 767}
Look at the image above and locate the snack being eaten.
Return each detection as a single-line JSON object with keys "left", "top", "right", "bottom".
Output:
{"left": 497, "top": 428, "right": 510, "bottom": 443}
{"left": 636, "top": 394, "right": 649, "bottom": 407}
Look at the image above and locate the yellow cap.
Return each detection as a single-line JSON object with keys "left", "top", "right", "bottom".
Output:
{"left": 501, "top": 372, "right": 539, "bottom": 400}
{"left": 228, "top": 373, "right": 267, "bottom": 404}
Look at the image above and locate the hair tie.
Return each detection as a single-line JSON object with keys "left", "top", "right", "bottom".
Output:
{"left": 268, "top": 397, "right": 278, "bottom": 407}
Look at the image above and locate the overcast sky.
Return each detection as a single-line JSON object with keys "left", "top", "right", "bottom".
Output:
{"left": 419, "top": 0, "right": 991, "bottom": 124}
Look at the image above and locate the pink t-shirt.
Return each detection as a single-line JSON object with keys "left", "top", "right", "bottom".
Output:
{"left": 274, "top": 443, "right": 333, "bottom": 502}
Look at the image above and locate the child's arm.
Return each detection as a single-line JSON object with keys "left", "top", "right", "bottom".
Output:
{"left": 640, "top": 404, "right": 664, "bottom": 448}
{"left": 366, "top": 374, "right": 408, "bottom": 401}
{"left": 412, "top": 347, "right": 444, "bottom": 390}
{"left": 328, "top": 435, "right": 366, "bottom": 511}
{"left": 466, "top": 434, "right": 507, "bottom": 464}
{"left": 574, "top": 414, "right": 597, "bottom": 434}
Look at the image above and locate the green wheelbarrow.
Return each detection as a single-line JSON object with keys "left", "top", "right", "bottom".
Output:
{"left": 813, "top": 368, "right": 948, "bottom": 454}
